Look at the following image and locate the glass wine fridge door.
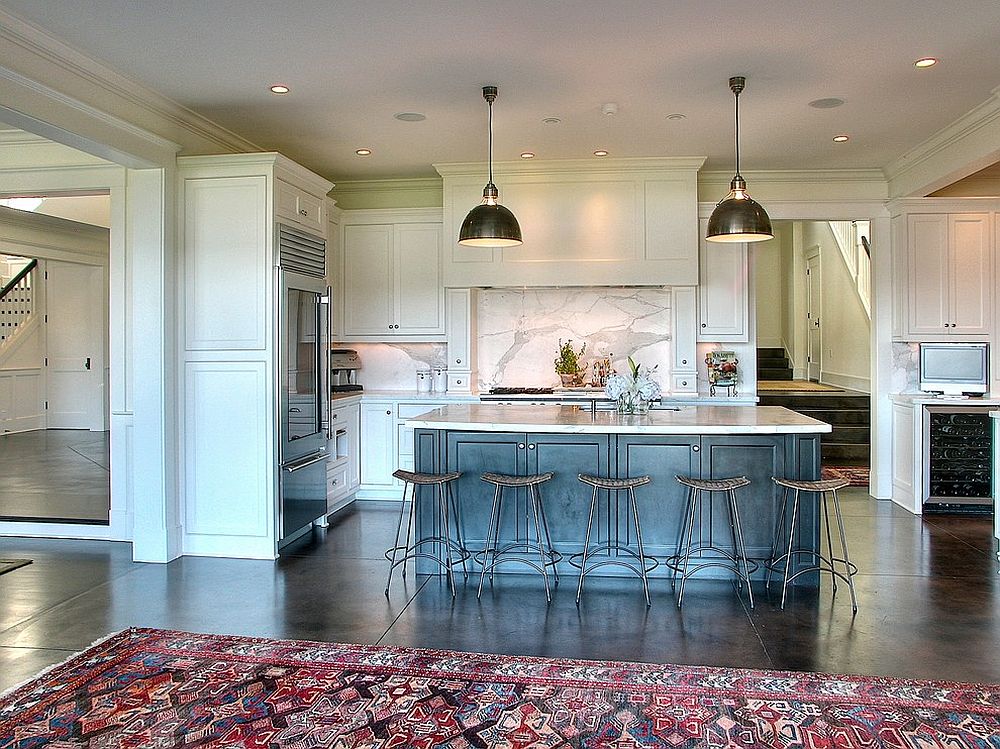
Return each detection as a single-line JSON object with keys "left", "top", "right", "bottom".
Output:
{"left": 924, "top": 407, "right": 994, "bottom": 513}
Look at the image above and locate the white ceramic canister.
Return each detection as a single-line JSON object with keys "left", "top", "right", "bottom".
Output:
{"left": 432, "top": 367, "right": 448, "bottom": 392}
{"left": 416, "top": 369, "right": 432, "bottom": 393}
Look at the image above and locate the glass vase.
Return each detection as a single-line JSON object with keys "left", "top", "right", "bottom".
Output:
{"left": 616, "top": 391, "right": 650, "bottom": 415}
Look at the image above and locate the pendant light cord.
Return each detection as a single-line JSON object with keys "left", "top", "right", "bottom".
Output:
{"left": 488, "top": 97, "right": 494, "bottom": 185}
{"left": 733, "top": 86, "right": 741, "bottom": 179}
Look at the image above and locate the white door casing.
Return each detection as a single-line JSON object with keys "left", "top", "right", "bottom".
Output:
{"left": 806, "top": 252, "right": 822, "bottom": 381}
{"left": 44, "top": 260, "right": 105, "bottom": 430}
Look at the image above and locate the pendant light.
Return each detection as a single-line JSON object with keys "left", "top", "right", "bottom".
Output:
{"left": 458, "top": 86, "right": 522, "bottom": 247}
{"left": 706, "top": 76, "right": 773, "bottom": 243}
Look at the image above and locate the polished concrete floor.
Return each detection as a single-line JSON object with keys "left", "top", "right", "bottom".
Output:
{"left": 0, "top": 430, "right": 109, "bottom": 523}
{"left": 1, "top": 490, "right": 997, "bottom": 693}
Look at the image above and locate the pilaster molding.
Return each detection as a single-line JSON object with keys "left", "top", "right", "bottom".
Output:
{"left": 883, "top": 87, "right": 1000, "bottom": 198}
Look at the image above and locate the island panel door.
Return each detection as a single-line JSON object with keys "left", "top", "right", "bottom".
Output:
{"left": 527, "top": 433, "right": 613, "bottom": 550}
{"left": 616, "top": 435, "right": 700, "bottom": 557}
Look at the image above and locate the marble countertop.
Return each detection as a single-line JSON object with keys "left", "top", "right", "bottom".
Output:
{"left": 890, "top": 393, "right": 1000, "bottom": 406}
{"left": 405, "top": 404, "right": 831, "bottom": 435}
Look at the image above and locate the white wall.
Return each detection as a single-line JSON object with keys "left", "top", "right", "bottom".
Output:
{"left": 752, "top": 225, "right": 786, "bottom": 349}
{"left": 801, "top": 221, "right": 872, "bottom": 392}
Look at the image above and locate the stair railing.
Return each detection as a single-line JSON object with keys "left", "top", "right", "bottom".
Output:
{"left": 0, "top": 258, "right": 37, "bottom": 344}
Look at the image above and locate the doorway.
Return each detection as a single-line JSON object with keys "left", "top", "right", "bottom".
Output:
{"left": 806, "top": 249, "right": 822, "bottom": 381}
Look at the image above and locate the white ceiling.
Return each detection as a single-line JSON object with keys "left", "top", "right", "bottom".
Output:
{"left": 2, "top": 1, "right": 999, "bottom": 183}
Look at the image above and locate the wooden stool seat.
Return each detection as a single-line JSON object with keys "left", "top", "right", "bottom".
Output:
{"left": 481, "top": 472, "right": 554, "bottom": 488}
{"left": 578, "top": 474, "right": 651, "bottom": 490}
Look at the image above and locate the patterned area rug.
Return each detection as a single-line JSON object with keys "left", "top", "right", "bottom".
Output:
{"left": 0, "top": 559, "right": 31, "bottom": 577}
{"left": 2, "top": 629, "right": 998, "bottom": 747}
{"left": 822, "top": 465, "right": 871, "bottom": 487}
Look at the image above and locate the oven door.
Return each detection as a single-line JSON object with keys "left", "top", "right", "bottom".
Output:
{"left": 279, "top": 269, "right": 330, "bottom": 462}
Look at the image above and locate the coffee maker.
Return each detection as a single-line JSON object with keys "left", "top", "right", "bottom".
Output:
{"left": 330, "top": 349, "right": 362, "bottom": 392}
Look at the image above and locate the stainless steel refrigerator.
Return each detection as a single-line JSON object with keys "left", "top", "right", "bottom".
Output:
{"left": 277, "top": 224, "right": 330, "bottom": 546}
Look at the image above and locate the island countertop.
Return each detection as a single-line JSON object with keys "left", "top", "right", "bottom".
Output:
{"left": 405, "top": 404, "right": 831, "bottom": 434}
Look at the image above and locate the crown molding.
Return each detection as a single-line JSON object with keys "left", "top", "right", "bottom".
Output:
{"left": 177, "top": 152, "right": 333, "bottom": 196}
{"left": 0, "top": 7, "right": 260, "bottom": 157}
{"left": 883, "top": 87, "right": 1000, "bottom": 197}
{"left": 698, "top": 168, "right": 887, "bottom": 185}
{"left": 332, "top": 178, "right": 442, "bottom": 195}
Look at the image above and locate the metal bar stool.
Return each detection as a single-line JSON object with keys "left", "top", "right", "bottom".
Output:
{"left": 670, "top": 475, "right": 755, "bottom": 608}
{"left": 477, "top": 471, "right": 562, "bottom": 602}
{"left": 571, "top": 473, "right": 658, "bottom": 606}
{"left": 767, "top": 477, "right": 858, "bottom": 612}
{"left": 384, "top": 469, "right": 469, "bottom": 597}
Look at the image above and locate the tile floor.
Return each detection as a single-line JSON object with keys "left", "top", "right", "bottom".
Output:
{"left": 1, "top": 490, "right": 997, "bottom": 693}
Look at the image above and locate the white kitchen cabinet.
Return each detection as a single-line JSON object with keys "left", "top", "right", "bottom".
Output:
{"left": 446, "top": 288, "right": 477, "bottom": 393}
{"left": 360, "top": 401, "right": 396, "bottom": 490}
{"left": 327, "top": 400, "right": 360, "bottom": 510}
{"left": 890, "top": 200, "right": 996, "bottom": 341}
{"left": 670, "top": 286, "right": 697, "bottom": 393}
{"left": 340, "top": 209, "right": 444, "bottom": 340}
{"left": 276, "top": 178, "right": 325, "bottom": 235}
{"left": 697, "top": 218, "right": 748, "bottom": 342}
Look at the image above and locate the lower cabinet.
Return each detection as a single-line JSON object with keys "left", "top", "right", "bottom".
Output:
{"left": 425, "top": 429, "right": 819, "bottom": 570}
{"left": 327, "top": 401, "right": 360, "bottom": 511}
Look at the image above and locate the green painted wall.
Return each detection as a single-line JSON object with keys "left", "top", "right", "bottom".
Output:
{"left": 330, "top": 178, "right": 442, "bottom": 210}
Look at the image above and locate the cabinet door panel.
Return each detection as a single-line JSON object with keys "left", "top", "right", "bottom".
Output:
{"left": 360, "top": 402, "right": 395, "bottom": 488}
{"left": 528, "top": 434, "right": 611, "bottom": 547}
{"left": 616, "top": 435, "right": 700, "bottom": 555}
{"left": 343, "top": 225, "right": 393, "bottom": 335}
{"left": 906, "top": 214, "right": 949, "bottom": 335}
{"left": 446, "top": 432, "right": 523, "bottom": 546}
{"left": 395, "top": 224, "right": 444, "bottom": 334}
{"left": 949, "top": 213, "right": 991, "bottom": 335}
{"left": 700, "top": 436, "right": 785, "bottom": 558}
{"left": 697, "top": 220, "right": 748, "bottom": 341}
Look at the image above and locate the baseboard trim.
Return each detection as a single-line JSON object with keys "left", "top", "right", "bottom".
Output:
{"left": 820, "top": 370, "right": 871, "bottom": 393}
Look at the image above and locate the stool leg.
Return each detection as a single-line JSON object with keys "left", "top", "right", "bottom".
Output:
{"left": 629, "top": 487, "right": 651, "bottom": 607}
{"left": 821, "top": 490, "right": 838, "bottom": 595}
{"left": 672, "top": 486, "right": 694, "bottom": 592}
{"left": 477, "top": 483, "right": 502, "bottom": 599}
{"left": 729, "top": 489, "right": 754, "bottom": 609}
{"left": 781, "top": 488, "right": 801, "bottom": 610}
{"left": 401, "top": 483, "right": 418, "bottom": 580}
{"left": 436, "top": 483, "right": 456, "bottom": 597}
{"left": 677, "top": 489, "right": 700, "bottom": 608}
{"left": 576, "top": 485, "right": 599, "bottom": 605}
{"left": 529, "top": 484, "right": 552, "bottom": 602}
{"left": 385, "top": 480, "right": 411, "bottom": 596}
{"left": 536, "top": 487, "right": 559, "bottom": 585}
{"left": 831, "top": 488, "right": 859, "bottom": 613}
{"left": 725, "top": 489, "right": 742, "bottom": 591}
{"left": 766, "top": 486, "right": 789, "bottom": 592}
{"left": 447, "top": 482, "right": 469, "bottom": 580}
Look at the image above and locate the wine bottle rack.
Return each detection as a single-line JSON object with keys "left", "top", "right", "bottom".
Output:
{"left": 926, "top": 411, "right": 993, "bottom": 506}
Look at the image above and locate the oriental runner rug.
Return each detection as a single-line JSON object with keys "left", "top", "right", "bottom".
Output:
{"left": 1, "top": 628, "right": 997, "bottom": 748}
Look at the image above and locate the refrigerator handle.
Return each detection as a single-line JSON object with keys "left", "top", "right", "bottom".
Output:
{"left": 320, "top": 287, "right": 332, "bottom": 440}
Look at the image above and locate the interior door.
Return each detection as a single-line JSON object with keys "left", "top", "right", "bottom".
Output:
{"left": 45, "top": 261, "right": 104, "bottom": 430}
{"left": 806, "top": 254, "right": 822, "bottom": 381}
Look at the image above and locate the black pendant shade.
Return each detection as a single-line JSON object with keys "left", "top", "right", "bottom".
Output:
{"left": 707, "top": 77, "right": 773, "bottom": 243}
{"left": 459, "top": 86, "right": 522, "bottom": 247}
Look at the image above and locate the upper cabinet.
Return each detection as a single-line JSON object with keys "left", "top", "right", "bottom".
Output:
{"left": 339, "top": 208, "right": 445, "bottom": 341}
{"left": 435, "top": 158, "right": 705, "bottom": 287}
{"left": 275, "top": 178, "right": 324, "bottom": 235}
{"left": 890, "top": 200, "right": 997, "bottom": 341}
{"left": 696, "top": 217, "right": 748, "bottom": 342}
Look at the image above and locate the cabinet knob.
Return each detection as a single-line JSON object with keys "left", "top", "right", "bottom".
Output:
{"left": 332, "top": 414, "right": 337, "bottom": 419}
{"left": 518, "top": 443, "right": 525, "bottom": 449}
{"left": 682, "top": 359, "right": 687, "bottom": 365}
{"left": 456, "top": 379, "right": 463, "bottom": 385}
{"left": 388, "top": 325, "right": 392, "bottom": 330}
{"left": 701, "top": 323, "right": 707, "bottom": 328}
{"left": 528, "top": 444, "right": 535, "bottom": 450}
{"left": 455, "top": 358, "right": 462, "bottom": 364}
{"left": 682, "top": 381, "right": 688, "bottom": 386}
{"left": 692, "top": 445, "right": 700, "bottom": 452}
{"left": 386, "top": 410, "right": 392, "bottom": 415}
{"left": 394, "top": 324, "right": 400, "bottom": 329}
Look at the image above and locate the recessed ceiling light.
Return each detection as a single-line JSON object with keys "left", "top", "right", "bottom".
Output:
{"left": 542, "top": 117, "right": 561, "bottom": 125}
{"left": 666, "top": 113, "right": 686, "bottom": 121}
{"left": 520, "top": 152, "right": 535, "bottom": 159}
{"left": 269, "top": 84, "right": 290, "bottom": 94}
{"left": 833, "top": 135, "right": 850, "bottom": 143}
{"left": 914, "top": 57, "right": 938, "bottom": 68}
{"left": 808, "top": 97, "right": 845, "bottom": 109}
{"left": 593, "top": 149, "right": 609, "bottom": 157}
{"left": 355, "top": 148, "right": 372, "bottom": 156}
{"left": 394, "top": 112, "right": 426, "bottom": 122}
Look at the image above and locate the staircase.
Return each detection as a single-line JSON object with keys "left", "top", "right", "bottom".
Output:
{"left": 757, "top": 346, "right": 793, "bottom": 380}
{"left": 758, "top": 390, "right": 871, "bottom": 466}
{"left": 0, "top": 258, "right": 36, "bottom": 346}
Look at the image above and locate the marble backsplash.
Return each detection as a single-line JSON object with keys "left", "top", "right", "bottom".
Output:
{"left": 476, "top": 288, "right": 672, "bottom": 390}
{"left": 346, "top": 342, "right": 448, "bottom": 390}
{"left": 891, "top": 341, "right": 920, "bottom": 393}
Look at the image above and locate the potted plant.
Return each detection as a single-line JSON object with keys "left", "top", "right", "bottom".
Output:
{"left": 554, "top": 339, "right": 587, "bottom": 387}
{"left": 604, "top": 356, "right": 661, "bottom": 414}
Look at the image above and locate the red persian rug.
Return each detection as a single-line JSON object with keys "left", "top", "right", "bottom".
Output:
{"left": 1, "top": 628, "right": 997, "bottom": 747}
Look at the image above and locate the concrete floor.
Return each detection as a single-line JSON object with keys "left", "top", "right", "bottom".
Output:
{"left": 0, "top": 430, "right": 109, "bottom": 524}
{"left": 1, "top": 491, "right": 997, "bottom": 693}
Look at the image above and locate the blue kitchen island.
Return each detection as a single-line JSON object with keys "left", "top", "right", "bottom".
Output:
{"left": 408, "top": 404, "right": 831, "bottom": 582}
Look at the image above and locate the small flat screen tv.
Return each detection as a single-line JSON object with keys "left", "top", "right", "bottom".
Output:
{"left": 918, "top": 342, "right": 988, "bottom": 395}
